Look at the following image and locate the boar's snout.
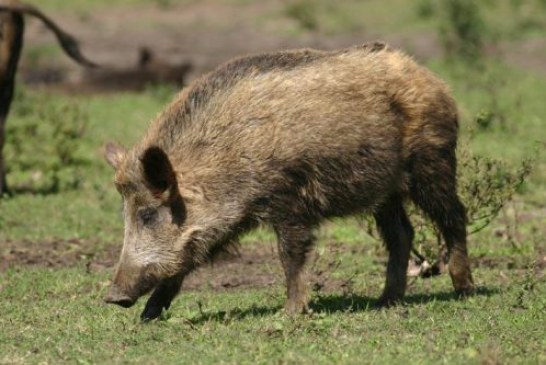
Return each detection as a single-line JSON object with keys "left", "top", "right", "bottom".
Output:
{"left": 104, "top": 284, "right": 136, "bottom": 308}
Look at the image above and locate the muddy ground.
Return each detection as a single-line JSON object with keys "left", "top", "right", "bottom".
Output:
{"left": 2, "top": 236, "right": 544, "bottom": 293}
{"left": 0, "top": 237, "right": 361, "bottom": 293}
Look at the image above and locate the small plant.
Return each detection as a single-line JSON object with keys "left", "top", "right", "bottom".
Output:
{"left": 152, "top": 0, "right": 174, "bottom": 10}
{"left": 285, "top": 0, "right": 319, "bottom": 31}
{"left": 416, "top": 0, "right": 435, "bottom": 19}
{"left": 5, "top": 87, "right": 90, "bottom": 194}
{"left": 472, "top": 69, "right": 510, "bottom": 132}
{"left": 437, "top": 0, "right": 487, "bottom": 63}
{"left": 458, "top": 145, "right": 532, "bottom": 235}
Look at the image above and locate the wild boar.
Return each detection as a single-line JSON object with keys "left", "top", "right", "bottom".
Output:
{"left": 104, "top": 42, "right": 474, "bottom": 321}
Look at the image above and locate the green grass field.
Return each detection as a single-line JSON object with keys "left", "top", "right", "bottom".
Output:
{"left": 1, "top": 0, "right": 545, "bottom": 364}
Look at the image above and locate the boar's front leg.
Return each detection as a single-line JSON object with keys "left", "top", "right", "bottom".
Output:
{"left": 141, "top": 274, "right": 184, "bottom": 321}
{"left": 274, "top": 223, "right": 315, "bottom": 314}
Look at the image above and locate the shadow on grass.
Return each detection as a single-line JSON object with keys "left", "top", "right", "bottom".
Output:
{"left": 188, "top": 304, "right": 282, "bottom": 325}
{"left": 312, "top": 286, "right": 499, "bottom": 313}
{"left": 186, "top": 286, "right": 499, "bottom": 324}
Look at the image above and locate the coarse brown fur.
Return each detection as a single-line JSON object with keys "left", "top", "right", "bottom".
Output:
{"left": 0, "top": 0, "right": 96, "bottom": 194}
{"left": 104, "top": 42, "right": 474, "bottom": 320}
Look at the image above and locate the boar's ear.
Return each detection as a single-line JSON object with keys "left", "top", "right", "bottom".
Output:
{"left": 104, "top": 142, "right": 126, "bottom": 170}
{"left": 140, "top": 146, "right": 175, "bottom": 196}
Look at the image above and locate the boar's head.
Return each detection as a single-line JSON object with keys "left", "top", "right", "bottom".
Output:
{"left": 103, "top": 143, "right": 189, "bottom": 308}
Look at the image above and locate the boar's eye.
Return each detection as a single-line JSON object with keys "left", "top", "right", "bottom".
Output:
{"left": 138, "top": 208, "right": 158, "bottom": 226}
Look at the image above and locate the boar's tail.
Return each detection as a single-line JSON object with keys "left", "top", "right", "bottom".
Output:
{"left": 0, "top": 0, "right": 98, "bottom": 68}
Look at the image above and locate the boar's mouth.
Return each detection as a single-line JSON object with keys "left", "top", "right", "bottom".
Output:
{"left": 104, "top": 268, "right": 161, "bottom": 309}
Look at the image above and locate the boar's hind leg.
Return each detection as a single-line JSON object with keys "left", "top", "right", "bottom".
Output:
{"left": 374, "top": 195, "right": 414, "bottom": 307}
{"left": 409, "top": 147, "right": 474, "bottom": 296}
{"left": 140, "top": 274, "right": 184, "bottom": 321}
{"left": 274, "top": 223, "right": 314, "bottom": 314}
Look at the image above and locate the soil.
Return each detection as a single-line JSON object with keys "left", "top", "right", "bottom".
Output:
{"left": 0, "top": 237, "right": 356, "bottom": 292}
{"left": 2, "top": 236, "right": 543, "bottom": 293}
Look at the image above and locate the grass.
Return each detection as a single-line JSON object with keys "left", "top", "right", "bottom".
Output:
{"left": 0, "top": 91, "right": 165, "bottom": 241}
{"left": 1, "top": 0, "right": 546, "bottom": 364}
{"left": 1, "top": 260, "right": 544, "bottom": 364}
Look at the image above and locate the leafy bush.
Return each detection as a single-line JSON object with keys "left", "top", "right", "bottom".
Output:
{"left": 416, "top": 0, "right": 435, "bottom": 19}
{"left": 438, "top": 0, "right": 487, "bottom": 63}
{"left": 458, "top": 145, "right": 532, "bottom": 235}
{"left": 4, "top": 88, "right": 90, "bottom": 194}
{"left": 285, "top": 0, "right": 319, "bottom": 31}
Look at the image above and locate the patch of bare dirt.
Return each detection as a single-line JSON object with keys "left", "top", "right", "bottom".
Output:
{"left": 2, "top": 236, "right": 543, "bottom": 294}
{"left": 0, "top": 238, "right": 118, "bottom": 272}
{"left": 184, "top": 246, "right": 282, "bottom": 291}
{"left": 501, "top": 37, "right": 546, "bottom": 75}
{"left": 0, "top": 238, "right": 357, "bottom": 293}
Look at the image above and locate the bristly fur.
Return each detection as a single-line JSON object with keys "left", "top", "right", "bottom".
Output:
{"left": 107, "top": 42, "right": 474, "bottom": 319}
{"left": 144, "top": 42, "right": 396, "bottom": 151}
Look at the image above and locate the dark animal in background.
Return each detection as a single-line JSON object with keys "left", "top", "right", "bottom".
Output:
{"left": 21, "top": 47, "right": 193, "bottom": 93}
{"left": 0, "top": 0, "right": 96, "bottom": 194}
{"left": 73, "top": 47, "right": 193, "bottom": 93}
{"left": 103, "top": 42, "right": 474, "bottom": 320}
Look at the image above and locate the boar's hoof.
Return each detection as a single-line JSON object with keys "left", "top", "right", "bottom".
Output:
{"left": 451, "top": 273, "right": 475, "bottom": 299}
{"left": 376, "top": 294, "right": 404, "bottom": 308}
{"left": 284, "top": 300, "right": 309, "bottom": 315}
{"left": 140, "top": 304, "right": 164, "bottom": 322}
{"left": 455, "top": 285, "right": 475, "bottom": 299}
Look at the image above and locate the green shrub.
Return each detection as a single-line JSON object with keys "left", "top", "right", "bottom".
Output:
{"left": 457, "top": 144, "right": 532, "bottom": 235}
{"left": 416, "top": 0, "right": 435, "bottom": 19}
{"left": 4, "top": 88, "right": 90, "bottom": 194}
{"left": 438, "top": 0, "right": 487, "bottom": 63}
{"left": 285, "top": 0, "right": 319, "bottom": 31}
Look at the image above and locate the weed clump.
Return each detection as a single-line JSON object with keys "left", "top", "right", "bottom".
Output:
{"left": 438, "top": 0, "right": 486, "bottom": 62}
{"left": 416, "top": 0, "right": 488, "bottom": 63}
{"left": 285, "top": 0, "right": 319, "bottom": 31}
